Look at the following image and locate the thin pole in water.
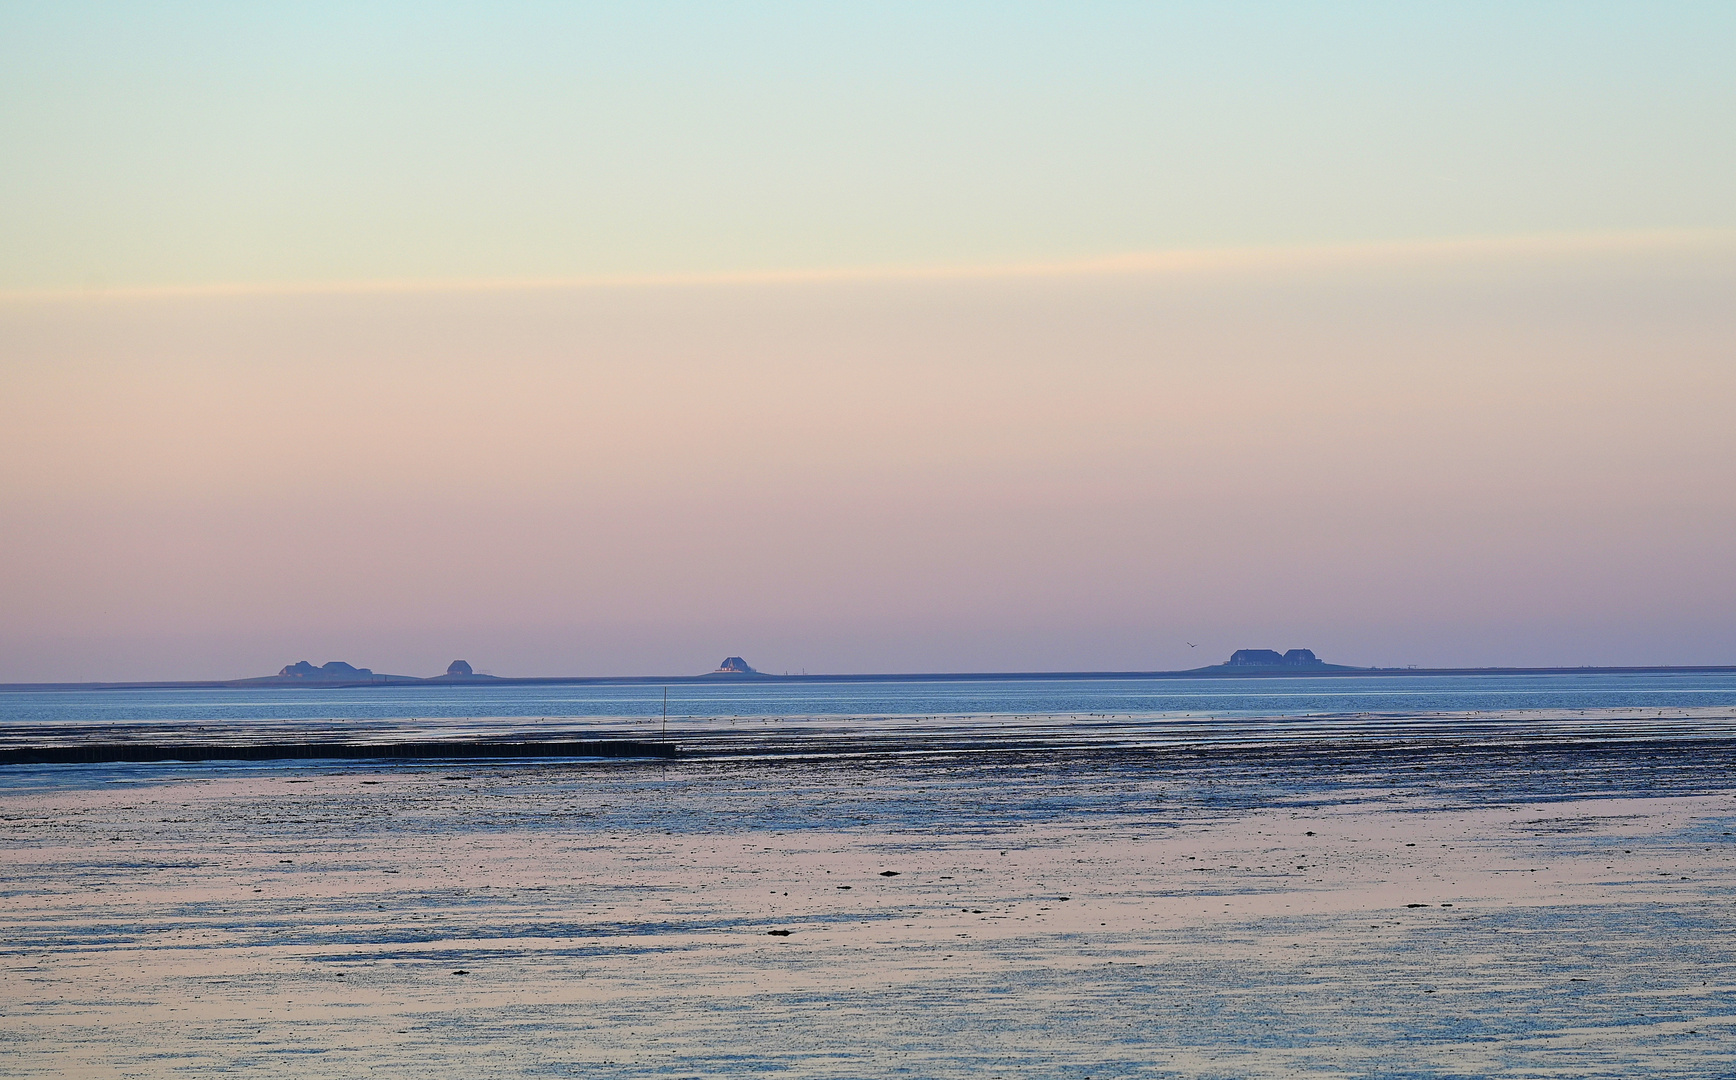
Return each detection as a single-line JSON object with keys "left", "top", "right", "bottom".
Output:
{"left": 662, "top": 687, "right": 668, "bottom": 743}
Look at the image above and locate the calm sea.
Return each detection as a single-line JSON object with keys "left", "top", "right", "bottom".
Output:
{"left": 4, "top": 671, "right": 1735, "bottom": 759}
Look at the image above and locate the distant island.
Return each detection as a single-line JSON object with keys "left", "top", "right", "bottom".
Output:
{"left": 275, "top": 660, "right": 380, "bottom": 681}
{"left": 1200, "top": 648, "right": 1357, "bottom": 672}
{"left": 200, "top": 648, "right": 1652, "bottom": 686}
{"left": 231, "top": 659, "right": 500, "bottom": 687}
{"left": 705, "top": 656, "right": 761, "bottom": 676}
{"left": 235, "top": 655, "right": 770, "bottom": 687}
{"left": 428, "top": 659, "right": 501, "bottom": 682}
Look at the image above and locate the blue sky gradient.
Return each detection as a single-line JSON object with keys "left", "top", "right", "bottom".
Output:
{"left": 3, "top": 2, "right": 1733, "bottom": 289}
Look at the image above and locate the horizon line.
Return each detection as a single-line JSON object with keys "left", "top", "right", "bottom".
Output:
{"left": 6, "top": 660, "right": 1736, "bottom": 692}
{"left": 4, "top": 228, "right": 1733, "bottom": 303}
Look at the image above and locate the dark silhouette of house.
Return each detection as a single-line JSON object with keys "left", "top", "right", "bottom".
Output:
{"left": 1224, "top": 648, "right": 1326, "bottom": 668}
{"left": 278, "top": 660, "right": 374, "bottom": 679}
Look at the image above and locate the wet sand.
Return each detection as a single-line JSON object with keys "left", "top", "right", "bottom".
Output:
{"left": 3, "top": 742, "right": 1734, "bottom": 1077}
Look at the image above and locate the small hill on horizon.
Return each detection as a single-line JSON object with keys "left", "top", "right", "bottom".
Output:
{"left": 277, "top": 660, "right": 375, "bottom": 680}
{"left": 233, "top": 659, "right": 423, "bottom": 686}
{"left": 426, "top": 659, "right": 500, "bottom": 682}
{"left": 705, "top": 656, "right": 761, "bottom": 676}
{"left": 1193, "top": 648, "right": 1358, "bottom": 672}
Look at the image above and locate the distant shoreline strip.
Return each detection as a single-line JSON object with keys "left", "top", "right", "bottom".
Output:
{"left": 0, "top": 739, "right": 677, "bottom": 766}
{"left": 4, "top": 664, "right": 1736, "bottom": 693}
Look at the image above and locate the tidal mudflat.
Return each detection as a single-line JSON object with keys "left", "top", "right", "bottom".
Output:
{"left": 3, "top": 738, "right": 1734, "bottom": 1078}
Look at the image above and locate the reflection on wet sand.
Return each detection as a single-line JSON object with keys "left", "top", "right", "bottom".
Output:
{"left": 2, "top": 741, "right": 1733, "bottom": 1077}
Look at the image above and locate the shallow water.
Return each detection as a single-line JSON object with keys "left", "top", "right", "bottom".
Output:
{"left": 3, "top": 676, "right": 1734, "bottom": 1076}
{"left": 3, "top": 747, "right": 1735, "bottom": 1076}
{"left": 6, "top": 671, "right": 1736, "bottom": 728}
{"left": 3, "top": 673, "right": 1735, "bottom": 761}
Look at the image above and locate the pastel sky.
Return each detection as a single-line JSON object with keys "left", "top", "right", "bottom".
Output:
{"left": 2, "top": 3, "right": 1734, "bottom": 680}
